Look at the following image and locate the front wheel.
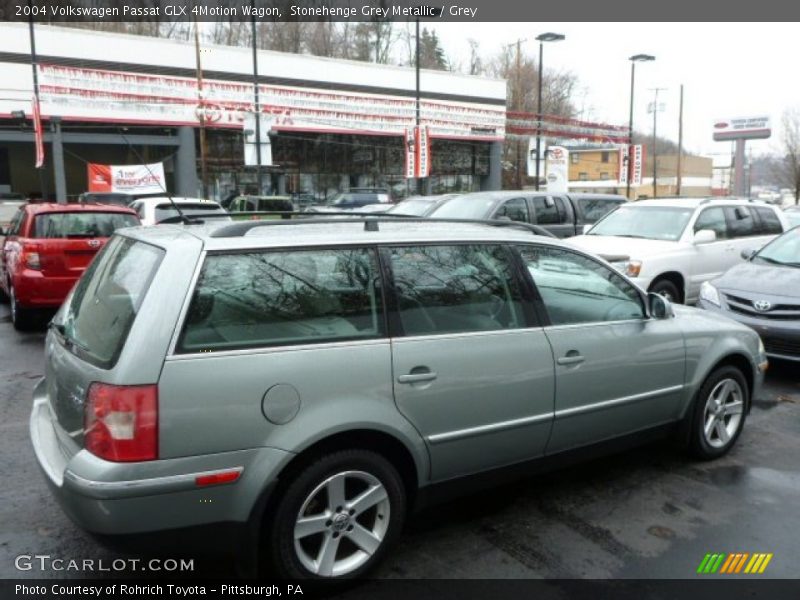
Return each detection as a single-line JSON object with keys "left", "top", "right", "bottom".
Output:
{"left": 649, "top": 279, "right": 682, "bottom": 304}
{"left": 266, "top": 449, "right": 406, "bottom": 579}
{"left": 689, "top": 366, "right": 748, "bottom": 460}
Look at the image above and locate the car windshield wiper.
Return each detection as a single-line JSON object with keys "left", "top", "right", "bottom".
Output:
{"left": 754, "top": 255, "right": 791, "bottom": 266}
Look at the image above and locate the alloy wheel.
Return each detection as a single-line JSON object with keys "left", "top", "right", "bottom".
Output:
{"left": 702, "top": 378, "right": 744, "bottom": 449}
{"left": 293, "top": 470, "right": 390, "bottom": 577}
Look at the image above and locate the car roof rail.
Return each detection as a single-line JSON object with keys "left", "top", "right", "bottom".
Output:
{"left": 182, "top": 211, "right": 557, "bottom": 239}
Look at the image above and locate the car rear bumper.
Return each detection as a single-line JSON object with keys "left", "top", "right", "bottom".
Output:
{"left": 13, "top": 270, "right": 77, "bottom": 308}
{"left": 698, "top": 300, "right": 800, "bottom": 362}
{"left": 30, "top": 378, "right": 292, "bottom": 538}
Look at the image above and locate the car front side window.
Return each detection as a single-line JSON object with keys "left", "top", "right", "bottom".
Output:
{"left": 693, "top": 207, "right": 729, "bottom": 239}
{"left": 517, "top": 245, "right": 645, "bottom": 326}
{"left": 495, "top": 198, "right": 529, "bottom": 223}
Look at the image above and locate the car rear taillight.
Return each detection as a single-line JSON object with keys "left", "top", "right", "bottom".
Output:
{"left": 22, "top": 248, "right": 41, "bottom": 270}
{"left": 84, "top": 383, "right": 158, "bottom": 462}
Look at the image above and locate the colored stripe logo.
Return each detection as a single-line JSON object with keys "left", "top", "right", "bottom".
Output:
{"left": 697, "top": 552, "right": 773, "bottom": 574}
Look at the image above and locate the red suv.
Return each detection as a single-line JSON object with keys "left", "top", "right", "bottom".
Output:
{"left": 0, "top": 203, "right": 140, "bottom": 330}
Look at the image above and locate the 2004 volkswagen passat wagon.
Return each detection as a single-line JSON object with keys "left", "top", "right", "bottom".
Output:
{"left": 31, "top": 218, "right": 767, "bottom": 579}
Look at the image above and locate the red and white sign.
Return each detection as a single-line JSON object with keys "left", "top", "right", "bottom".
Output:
{"left": 87, "top": 162, "right": 166, "bottom": 194}
{"left": 32, "top": 96, "right": 44, "bottom": 168}
{"left": 618, "top": 145, "right": 629, "bottom": 185}
{"left": 405, "top": 127, "right": 431, "bottom": 179}
{"left": 404, "top": 128, "right": 416, "bottom": 178}
{"left": 545, "top": 146, "right": 569, "bottom": 193}
{"left": 629, "top": 144, "right": 644, "bottom": 186}
{"left": 37, "top": 65, "right": 505, "bottom": 141}
{"left": 713, "top": 116, "right": 771, "bottom": 141}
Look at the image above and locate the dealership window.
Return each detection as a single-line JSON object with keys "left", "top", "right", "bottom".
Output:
{"left": 571, "top": 154, "right": 579, "bottom": 164}
{"left": 600, "top": 172, "right": 610, "bottom": 180}
{"left": 601, "top": 152, "right": 610, "bottom": 163}
{"left": 578, "top": 172, "right": 588, "bottom": 181}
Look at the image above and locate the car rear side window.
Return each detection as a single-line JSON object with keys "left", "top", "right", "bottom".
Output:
{"left": 386, "top": 244, "right": 526, "bottom": 336}
{"left": 753, "top": 207, "right": 783, "bottom": 235}
{"left": 34, "top": 212, "right": 138, "bottom": 238}
{"left": 178, "top": 248, "right": 384, "bottom": 353}
{"left": 495, "top": 197, "right": 529, "bottom": 223}
{"left": 58, "top": 236, "right": 164, "bottom": 369}
{"left": 724, "top": 206, "right": 757, "bottom": 238}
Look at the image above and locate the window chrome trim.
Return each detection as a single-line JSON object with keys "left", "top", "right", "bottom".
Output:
{"left": 543, "top": 318, "right": 649, "bottom": 332}
{"left": 167, "top": 337, "right": 390, "bottom": 361}
{"left": 554, "top": 384, "right": 684, "bottom": 419}
{"left": 391, "top": 326, "right": 545, "bottom": 343}
{"left": 427, "top": 412, "right": 553, "bottom": 445}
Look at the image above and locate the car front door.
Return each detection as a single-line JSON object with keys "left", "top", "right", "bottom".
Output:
{"left": 385, "top": 243, "right": 555, "bottom": 481}
{"left": 492, "top": 197, "right": 530, "bottom": 224}
{"left": 516, "top": 244, "right": 686, "bottom": 454}
{"left": 531, "top": 195, "right": 574, "bottom": 238}
{"left": 686, "top": 206, "right": 734, "bottom": 301}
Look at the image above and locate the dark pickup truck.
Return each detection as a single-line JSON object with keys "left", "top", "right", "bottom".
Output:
{"left": 427, "top": 191, "right": 627, "bottom": 238}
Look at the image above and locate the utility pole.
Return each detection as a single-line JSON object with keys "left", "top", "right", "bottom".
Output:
{"left": 676, "top": 84, "right": 684, "bottom": 196}
{"left": 649, "top": 87, "right": 667, "bottom": 198}
{"left": 28, "top": 3, "right": 48, "bottom": 201}
{"left": 194, "top": 18, "right": 209, "bottom": 198}
{"left": 250, "top": 1, "right": 263, "bottom": 196}
{"left": 415, "top": 18, "right": 423, "bottom": 195}
{"left": 515, "top": 38, "right": 523, "bottom": 189}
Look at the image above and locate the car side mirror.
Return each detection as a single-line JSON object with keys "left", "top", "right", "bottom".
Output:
{"left": 694, "top": 229, "right": 717, "bottom": 244}
{"left": 740, "top": 248, "right": 757, "bottom": 260}
{"left": 648, "top": 292, "right": 674, "bottom": 319}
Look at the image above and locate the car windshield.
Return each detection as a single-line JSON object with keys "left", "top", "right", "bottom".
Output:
{"left": 82, "top": 193, "right": 131, "bottom": 206}
{"left": 388, "top": 199, "right": 434, "bottom": 216}
{"left": 753, "top": 229, "right": 800, "bottom": 267}
{"left": 154, "top": 203, "right": 228, "bottom": 222}
{"left": 329, "top": 193, "right": 379, "bottom": 206}
{"left": 587, "top": 205, "right": 694, "bottom": 241}
{"left": 429, "top": 195, "right": 496, "bottom": 220}
{"left": 34, "top": 211, "right": 138, "bottom": 238}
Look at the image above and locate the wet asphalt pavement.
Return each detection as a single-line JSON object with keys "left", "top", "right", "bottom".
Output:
{"left": 1, "top": 302, "right": 798, "bottom": 581}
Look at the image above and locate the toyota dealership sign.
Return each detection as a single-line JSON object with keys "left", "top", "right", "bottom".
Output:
{"left": 713, "top": 116, "right": 771, "bottom": 141}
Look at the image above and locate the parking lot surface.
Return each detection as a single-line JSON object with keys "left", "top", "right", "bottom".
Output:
{"left": 1, "top": 302, "right": 798, "bottom": 580}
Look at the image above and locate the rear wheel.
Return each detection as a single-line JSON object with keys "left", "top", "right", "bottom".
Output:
{"left": 9, "top": 284, "right": 35, "bottom": 331}
{"left": 649, "top": 279, "right": 681, "bottom": 304}
{"left": 689, "top": 366, "right": 748, "bottom": 460}
{"left": 265, "top": 449, "right": 406, "bottom": 579}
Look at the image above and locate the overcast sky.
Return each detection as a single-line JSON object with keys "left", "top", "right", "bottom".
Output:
{"left": 432, "top": 22, "right": 796, "bottom": 158}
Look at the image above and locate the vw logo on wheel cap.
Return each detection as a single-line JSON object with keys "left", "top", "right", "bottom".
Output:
{"left": 754, "top": 300, "right": 772, "bottom": 312}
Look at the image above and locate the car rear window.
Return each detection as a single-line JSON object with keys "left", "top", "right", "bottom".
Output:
{"left": 576, "top": 197, "right": 624, "bottom": 223}
{"left": 57, "top": 236, "right": 164, "bottom": 369}
{"left": 154, "top": 203, "right": 226, "bottom": 223}
{"left": 178, "top": 248, "right": 384, "bottom": 353}
{"left": 34, "top": 212, "right": 138, "bottom": 238}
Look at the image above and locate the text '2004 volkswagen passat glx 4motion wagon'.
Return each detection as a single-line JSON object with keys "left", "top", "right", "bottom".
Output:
{"left": 30, "top": 217, "right": 767, "bottom": 579}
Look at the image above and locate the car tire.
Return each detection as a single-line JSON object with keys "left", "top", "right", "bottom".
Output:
{"left": 649, "top": 279, "right": 681, "bottom": 304}
{"left": 9, "top": 284, "right": 35, "bottom": 331}
{"left": 688, "top": 365, "right": 748, "bottom": 460}
{"left": 265, "top": 449, "right": 406, "bottom": 580}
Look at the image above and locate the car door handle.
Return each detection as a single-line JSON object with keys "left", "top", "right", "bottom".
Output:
{"left": 397, "top": 371, "right": 438, "bottom": 384}
{"left": 557, "top": 353, "right": 585, "bottom": 366}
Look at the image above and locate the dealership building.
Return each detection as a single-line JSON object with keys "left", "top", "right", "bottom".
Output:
{"left": 0, "top": 24, "right": 506, "bottom": 201}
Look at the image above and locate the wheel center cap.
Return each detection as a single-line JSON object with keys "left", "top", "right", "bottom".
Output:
{"left": 332, "top": 512, "right": 350, "bottom": 531}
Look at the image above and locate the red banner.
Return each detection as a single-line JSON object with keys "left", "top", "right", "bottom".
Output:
{"left": 32, "top": 96, "right": 44, "bottom": 168}
{"left": 87, "top": 163, "right": 112, "bottom": 192}
{"left": 87, "top": 162, "right": 166, "bottom": 194}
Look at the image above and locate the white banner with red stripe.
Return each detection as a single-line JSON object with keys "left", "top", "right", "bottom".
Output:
{"left": 87, "top": 162, "right": 166, "bottom": 194}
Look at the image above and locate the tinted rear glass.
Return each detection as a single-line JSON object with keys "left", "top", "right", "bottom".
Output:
{"left": 576, "top": 197, "right": 624, "bottom": 223}
{"left": 58, "top": 236, "right": 164, "bottom": 369}
{"left": 34, "top": 212, "right": 138, "bottom": 238}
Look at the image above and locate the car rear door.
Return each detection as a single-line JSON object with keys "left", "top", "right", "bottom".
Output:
{"left": 515, "top": 243, "right": 685, "bottom": 453}
{"left": 385, "top": 243, "right": 555, "bottom": 482}
{"left": 531, "top": 195, "right": 574, "bottom": 238}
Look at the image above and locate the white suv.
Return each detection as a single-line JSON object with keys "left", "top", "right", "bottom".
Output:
{"left": 569, "top": 198, "right": 789, "bottom": 304}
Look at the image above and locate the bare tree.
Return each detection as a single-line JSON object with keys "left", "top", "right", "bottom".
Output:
{"left": 778, "top": 108, "right": 800, "bottom": 203}
{"left": 467, "top": 39, "right": 483, "bottom": 76}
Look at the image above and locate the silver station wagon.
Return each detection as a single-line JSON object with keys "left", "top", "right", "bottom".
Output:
{"left": 30, "top": 217, "right": 767, "bottom": 579}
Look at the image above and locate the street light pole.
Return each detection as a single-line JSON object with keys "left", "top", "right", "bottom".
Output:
{"left": 626, "top": 54, "right": 655, "bottom": 200}
{"left": 415, "top": 18, "right": 422, "bottom": 195}
{"left": 534, "top": 32, "right": 565, "bottom": 192}
{"left": 250, "top": 1, "right": 263, "bottom": 196}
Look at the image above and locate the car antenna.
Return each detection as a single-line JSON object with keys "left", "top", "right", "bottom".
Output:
{"left": 116, "top": 127, "right": 193, "bottom": 224}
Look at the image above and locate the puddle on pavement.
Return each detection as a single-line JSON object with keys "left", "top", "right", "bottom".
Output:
{"left": 707, "top": 464, "right": 800, "bottom": 491}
